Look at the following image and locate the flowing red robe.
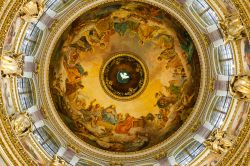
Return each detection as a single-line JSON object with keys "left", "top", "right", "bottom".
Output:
{"left": 115, "top": 117, "right": 135, "bottom": 134}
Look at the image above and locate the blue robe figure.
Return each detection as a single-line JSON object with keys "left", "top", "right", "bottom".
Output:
{"left": 102, "top": 105, "right": 118, "bottom": 125}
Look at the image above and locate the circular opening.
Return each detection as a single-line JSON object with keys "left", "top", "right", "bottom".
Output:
{"left": 100, "top": 53, "right": 148, "bottom": 101}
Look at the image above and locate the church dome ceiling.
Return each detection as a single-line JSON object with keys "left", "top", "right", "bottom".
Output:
{"left": 49, "top": 1, "right": 201, "bottom": 152}
{"left": 0, "top": 0, "right": 249, "bottom": 165}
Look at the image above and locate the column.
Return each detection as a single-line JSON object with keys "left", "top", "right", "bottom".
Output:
{"left": 37, "top": 9, "right": 57, "bottom": 30}
{"left": 215, "top": 75, "right": 231, "bottom": 96}
{"left": 27, "top": 105, "right": 38, "bottom": 114}
{"left": 56, "top": 147, "right": 67, "bottom": 157}
{"left": 23, "top": 56, "right": 36, "bottom": 78}
{"left": 56, "top": 147, "right": 79, "bottom": 166}
{"left": 168, "top": 156, "right": 178, "bottom": 166}
{"left": 206, "top": 24, "right": 224, "bottom": 47}
{"left": 34, "top": 120, "right": 45, "bottom": 129}
{"left": 194, "top": 121, "right": 214, "bottom": 143}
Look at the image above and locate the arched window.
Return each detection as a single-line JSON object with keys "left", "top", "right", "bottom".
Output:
{"left": 190, "top": 0, "right": 218, "bottom": 27}
{"left": 17, "top": 78, "right": 34, "bottom": 110}
{"left": 217, "top": 44, "right": 234, "bottom": 75}
{"left": 20, "top": 23, "right": 42, "bottom": 56}
{"left": 175, "top": 140, "right": 205, "bottom": 165}
{"left": 46, "top": 0, "right": 74, "bottom": 12}
{"left": 210, "top": 96, "right": 232, "bottom": 127}
{"left": 33, "top": 126, "right": 60, "bottom": 156}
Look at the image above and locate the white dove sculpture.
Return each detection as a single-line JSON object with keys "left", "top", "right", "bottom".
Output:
{"left": 120, "top": 72, "right": 130, "bottom": 80}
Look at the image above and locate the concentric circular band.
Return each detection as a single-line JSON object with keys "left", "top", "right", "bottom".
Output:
{"left": 100, "top": 53, "right": 149, "bottom": 101}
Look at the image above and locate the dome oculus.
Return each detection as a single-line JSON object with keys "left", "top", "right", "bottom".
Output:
{"left": 100, "top": 53, "right": 148, "bottom": 101}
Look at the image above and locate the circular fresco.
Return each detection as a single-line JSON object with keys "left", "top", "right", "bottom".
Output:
{"left": 100, "top": 53, "right": 148, "bottom": 101}
{"left": 49, "top": 1, "right": 201, "bottom": 152}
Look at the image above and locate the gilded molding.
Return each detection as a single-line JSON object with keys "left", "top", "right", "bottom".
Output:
{"left": 218, "top": 1, "right": 250, "bottom": 164}
{"left": 218, "top": 110, "right": 250, "bottom": 166}
{"left": 0, "top": 122, "right": 17, "bottom": 166}
{"left": 232, "top": 40, "right": 242, "bottom": 74}
{"left": 234, "top": 148, "right": 250, "bottom": 166}
{"left": 206, "top": 0, "right": 226, "bottom": 19}
{"left": 0, "top": 0, "right": 5, "bottom": 12}
{"left": 0, "top": 0, "right": 38, "bottom": 165}
{"left": 0, "top": 0, "right": 24, "bottom": 50}
{"left": 0, "top": 108, "right": 36, "bottom": 165}
{"left": 227, "top": 100, "right": 241, "bottom": 130}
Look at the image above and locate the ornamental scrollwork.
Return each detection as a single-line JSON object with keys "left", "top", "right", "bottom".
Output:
{"left": 50, "top": 155, "right": 67, "bottom": 166}
{"left": 204, "top": 129, "right": 233, "bottom": 154}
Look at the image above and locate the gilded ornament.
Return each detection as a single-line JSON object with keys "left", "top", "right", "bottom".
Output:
{"left": 209, "top": 78, "right": 215, "bottom": 92}
{"left": 34, "top": 61, "right": 40, "bottom": 74}
{"left": 191, "top": 121, "right": 201, "bottom": 133}
{"left": 154, "top": 151, "right": 167, "bottom": 160}
{"left": 204, "top": 129, "right": 233, "bottom": 154}
{"left": 19, "top": 0, "right": 45, "bottom": 23}
{"left": 230, "top": 0, "right": 250, "bottom": 41}
{"left": 109, "top": 161, "right": 123, "bottom": 166}
{"left": 39, "top": 107, "right": 48, "bottom": 119}
{"left": 67, "top": 144, "right": 81, "bottom": 153}
{"left": 0, "top": 0, "right": 46, "bottom": 165}
{"left": 0, "top": 51, "right": 23, "bottom": 77}
{"left": 50, "top": 155, "right": 67, "bottom": 166}
{"left": 202, "top": 34, "right": 210, "bottom": 47}
{"left": 229, "top": 75, "right": 250, "bottom": 101}
{"left": 218, "top": 14, "right": 246, "bottom": 44}
{"left": 10, "top": 112, "right": 32, "bottom": 138}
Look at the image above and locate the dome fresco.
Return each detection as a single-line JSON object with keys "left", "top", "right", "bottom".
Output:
{"left": 49, "top": 1, "right": 201, "bottom": 152}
